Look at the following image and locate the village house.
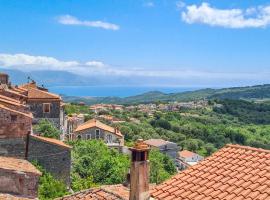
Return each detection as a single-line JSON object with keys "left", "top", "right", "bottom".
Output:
{"left": 0, "top": 156, "right": 41, "bottom": 199}
{"left": 71, "top": 119, "right": 124, "bottom": 150}
{"left": 176, "top": 149, "right": 204, "bottom": 170}
{"left": 0, "top": 94, "right": 32, "bottom": 158}
{"left": 145, "top": 139, "right": 179, "bottom": 160}
{"left": 19, "top": 81, "right": 65, "bottom": 132}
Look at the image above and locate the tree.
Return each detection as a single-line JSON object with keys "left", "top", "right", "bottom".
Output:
{"left": 149, "top": 149, "right": 176, "bottom": 184}
{"left": 204, "top": 143, "right": 217, "bottom": 156}
{"left": 33, "top": 119, "right": 61, "bottom": 139}
{"left": 33, "top": 161, "right": 68, "bottom": 200}
{"left": 71, "top": 140, "right": 129, "bottom": 187}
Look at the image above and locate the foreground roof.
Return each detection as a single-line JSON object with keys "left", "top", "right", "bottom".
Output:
{"left": 58, "top": 185, "right": 129, "bottom": 200}
{"left": 75, "top": 119, "right": 123, "bottom": 137}
{"left": 151, "top": 144, "right": 270, "bottom": 200}
{"left": 0, "top": 156, "right": 41, "bottom": 175}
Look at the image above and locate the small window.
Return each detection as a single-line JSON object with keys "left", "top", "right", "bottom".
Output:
{"left": 107, "top": 134, "right": 112, "bottom": 143}
{"left": 95, "top": 129, "right": 100, "bottom": 139}
{"left": 86, "top": 134, "right": 91, "bottom": 140}
{"left": 43, "top": 103, "right": 51, "bottom": 113}
{"left": 77, "top": 135, "right": 82, "bottom": 139}
{"left": 11, "top": 114, "right": 17, "bottom": 122}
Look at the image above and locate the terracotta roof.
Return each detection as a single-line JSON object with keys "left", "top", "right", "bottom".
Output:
{"left": 57, "top": 185, "right": 128, "bottom": 200}
{"left": 30, "top": 135, "right": 72, "bottom": 149}
{"left": 27, "top": 88, "right": 61, "bottom": 101}
{"left": 179, "top": 150, "right": 197, "bottom": 158}
{"left": 0, "top": 156, "right": 41, "bottom": 175}
{"left": 151, "top": 144, "right": 270, "bottom": 200}
{"left": 75, "top": 119, "right": 123, "bottom": 138}
{"left": 145, "top": 139, "right": 172, "bottom": 147}
{"left": 0, "top": 104, "right": 33, "bottom": 118}
{"left": 0, "top": 94, "right": 26, "bottom": 107}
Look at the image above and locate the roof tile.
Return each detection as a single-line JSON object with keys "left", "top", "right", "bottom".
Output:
{"left": 151, "top": 144, "right": 270, "bottom": 200}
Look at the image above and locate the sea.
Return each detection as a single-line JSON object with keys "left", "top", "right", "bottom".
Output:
{"left": 47, "top": 86, "right": 202, "bottom": 97}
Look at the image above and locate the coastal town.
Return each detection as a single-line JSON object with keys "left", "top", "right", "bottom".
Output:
{"left": 0, "top": 71, "right": 270, "bottom": 200}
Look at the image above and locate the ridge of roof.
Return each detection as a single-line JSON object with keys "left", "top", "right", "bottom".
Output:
{"left": 151, "top": 144, "right": 270, "bottom": 200}
{"left": 226, "top": 143, "right": 270, "bottom": 153}
{"left": 30, "top": 135, "right": 72, "bottom": 149}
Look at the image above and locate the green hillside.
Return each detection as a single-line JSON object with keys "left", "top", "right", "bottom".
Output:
{"left": 63, "top": 84, "right": 270, "bottom": 105}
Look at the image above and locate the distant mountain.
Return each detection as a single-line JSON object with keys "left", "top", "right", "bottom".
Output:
{"left": 63, "top": 84, "right": 270, "bottom": 105}
{"left": 0, "top": 68, "right": 139, "bottom": 87}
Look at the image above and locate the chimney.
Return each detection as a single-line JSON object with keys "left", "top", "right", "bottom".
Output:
{"left": 129, "top": 139, "right": 150, "bottom": 200}
{"left": 0, "top": 73, "right": 9, "bottom": 85}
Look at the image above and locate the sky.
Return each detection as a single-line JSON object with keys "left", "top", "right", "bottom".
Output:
{"left": 0, "top": 0, "right": 270, "bottom": 87}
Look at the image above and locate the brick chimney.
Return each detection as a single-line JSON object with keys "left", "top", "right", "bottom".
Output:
{"left": 0, "top": 73, "right": 9, "bottom": 84}
{"left": 129, "top": 139, "right": 150, "bottom": 200}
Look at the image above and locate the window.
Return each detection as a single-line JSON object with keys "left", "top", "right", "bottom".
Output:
{"left": 86, "top": 134, "right": 91, "bottom": 140}
{"left": 43, "top": 103, "right": 51, "bottom": 113}
{"left": 95, "top": 129, "right": 100, "bottom": 139}
{"left": 107, "top": 134, "right": 112, "bottom": 143}
{"left": 77, "top": 135, "right": 81, "bottom": 139}
{"left": 11, "top": 114, "right": 17, "bottom": 122}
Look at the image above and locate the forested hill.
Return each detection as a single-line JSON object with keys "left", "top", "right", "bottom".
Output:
{"left": 63, "top": 84, "right": 270, "bottom": 105}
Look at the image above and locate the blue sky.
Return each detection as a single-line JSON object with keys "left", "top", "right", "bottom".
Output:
{"left": 0, "top": 0, "right": 270, "bottom": 87}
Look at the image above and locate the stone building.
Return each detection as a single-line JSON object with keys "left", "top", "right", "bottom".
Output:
{"left": 27, "top": 135, "right": 72, "bottom": 186}
{"left": 71, "top": 119, "right": 124, "bottom": 150}
{"left": 0, "top": 156, "right": 41, "bottom": 199}
{"left": 20, "top": 81, "right": 65, "bottom": 131}
{"left": 0, "top": 95, "right": 32, "bottom": 158}
{"left": 144, "top": 139, "right": 179, "bottom": 160}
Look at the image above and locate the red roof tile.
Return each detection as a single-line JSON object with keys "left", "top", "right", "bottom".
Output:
{"left": 151, "top": 144, "right": 270, "bottom": 200}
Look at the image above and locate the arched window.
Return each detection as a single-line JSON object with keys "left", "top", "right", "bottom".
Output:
{"left": 77, "top": 135, "right": 81, "bottom": 140}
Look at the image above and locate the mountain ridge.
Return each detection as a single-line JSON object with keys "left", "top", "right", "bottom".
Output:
{"left": 62, "top": 84, "right": 270, "bottom": 105}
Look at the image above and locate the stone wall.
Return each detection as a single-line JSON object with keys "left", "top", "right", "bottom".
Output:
{"left": 27, "top": 135, "right": 71, "bottom": 186}
{"left": 0, "top": 138, "right": 27, "bottom": 158}
{"left": 28, "top": 101, "right": 61, "bottom": 128}
{"left": 0, "top": 169, "right": 39, "bottom": 198}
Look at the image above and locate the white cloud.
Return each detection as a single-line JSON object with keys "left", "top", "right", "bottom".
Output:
{"left": 0, "top": 53, "right": 269, "bottom": 84}
{"left": 181, "top": 2, "right": 270, "bottom": 28}
{"left": 57, "top": 15, "right": 120, "bottom": 30}
{"left": 144, "top": 2, "right": 155, "bottom": 7}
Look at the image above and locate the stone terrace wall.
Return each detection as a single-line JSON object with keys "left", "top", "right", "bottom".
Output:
{"left": 27, "top": 136, "right": 71, "bottom": 186}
